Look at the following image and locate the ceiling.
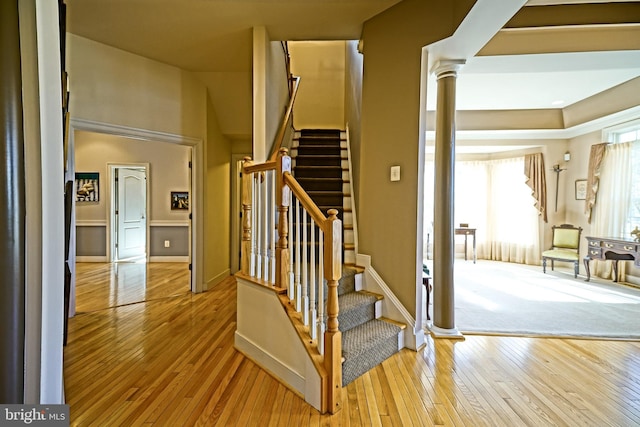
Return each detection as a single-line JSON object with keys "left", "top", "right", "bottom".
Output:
{"left": 65, "top": 0, "right": 640, "bottom": 134}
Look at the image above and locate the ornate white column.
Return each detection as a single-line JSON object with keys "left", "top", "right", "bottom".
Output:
{"left": 431, "top": 59, "right": 464, "bottom": 339}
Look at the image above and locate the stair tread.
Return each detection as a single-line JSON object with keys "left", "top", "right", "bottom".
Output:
{"left": 342, "top": 319, "right": 402, "bottom": 358}
{"left": 338, "top": 291, "right": 378, "bottom": 312}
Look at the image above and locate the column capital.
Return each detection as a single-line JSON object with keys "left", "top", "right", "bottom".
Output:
{"left": 431, "top": 59, "right": 465, "bottom": 80}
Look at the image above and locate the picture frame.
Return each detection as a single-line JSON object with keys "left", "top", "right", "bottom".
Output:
{"left": 171, "top": 191, "right": 189, "bottom": 210}
{"left": 575, "top": 179, "right": 587, "bottom": 200}
{"left": 75, "top": 172, "right": 99, "bottom": 202}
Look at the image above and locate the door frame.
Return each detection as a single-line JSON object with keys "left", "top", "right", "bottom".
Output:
{"left": 69, "top": 118, "right": 204, "bottom": 297}
{"left": 231, "top": 154, "right": 251, "bottom": 274}
{"left": 108, "top": 163, "right": 150, "bottom": 262}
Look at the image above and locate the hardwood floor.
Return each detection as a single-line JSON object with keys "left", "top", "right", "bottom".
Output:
{"left": 65, "top": 263, "right": 640, "bottom": 426}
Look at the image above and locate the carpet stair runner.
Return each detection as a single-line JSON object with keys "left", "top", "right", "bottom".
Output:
{"left": 293, "top": 129, "right": 403, "bottom": 387}
{"left": 337, "top": 267, "right": 404, "bottom": 386}
{"left": 292, "top": 129, "right": 355, "bottom": 265}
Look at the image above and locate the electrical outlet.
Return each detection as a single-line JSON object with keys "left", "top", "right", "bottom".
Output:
{"left": 164, "top": 240, "right": 170, "bottom": 248}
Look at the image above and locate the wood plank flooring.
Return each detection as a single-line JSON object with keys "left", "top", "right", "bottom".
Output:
{"left": 65, "top": 263, "right": 640, "bottom": 426}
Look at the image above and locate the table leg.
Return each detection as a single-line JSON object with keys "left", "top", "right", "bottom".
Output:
{"left": 584, "top": 256, "right": 591, "bottom": 282}
{"left": 613, "top": 260, "right": 619, "bottom": 282}
{"left": 473, "top": 234, "right": 476, "bottom": 264}
{"left": 464, "top": 235, "right": 468, "bottom": 261}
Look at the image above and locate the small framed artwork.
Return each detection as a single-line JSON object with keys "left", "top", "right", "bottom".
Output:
{"left": 75, "top": 172, "right": 99, "bottom": 202}
{"left": 171, "top": 191, "right": 189, "bottom": 210}
{"left": 575, "top": 179, "right": 587, "bottom": 200}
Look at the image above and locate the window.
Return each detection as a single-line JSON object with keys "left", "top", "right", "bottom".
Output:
{"left": 608, "top": 125, "right": 640, "bottom": 235}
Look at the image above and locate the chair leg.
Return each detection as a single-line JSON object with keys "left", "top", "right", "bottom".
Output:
{"left": 551, "top": 259, "right": 554, "bottom": 271}
{"left": 542, "top": 258, "right": 547, "bottom": 273}
{"left": 574, "top": 261, "right": 579, "bottom": 278}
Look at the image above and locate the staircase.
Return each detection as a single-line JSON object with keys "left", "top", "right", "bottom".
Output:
{"left": 292, "top": 129, "right": 355, "bottom": 265}
{"left": 293, "top": 129, "right": 404, "bottom": 386}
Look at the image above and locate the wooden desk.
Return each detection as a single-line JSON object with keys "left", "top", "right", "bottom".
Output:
{"left": 455, "top": 228, "right": 476, "bottom": 263}
{"left": 584, "top": 236, "right": 640, "bottom": 282}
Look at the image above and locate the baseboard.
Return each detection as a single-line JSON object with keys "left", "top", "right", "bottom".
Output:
{"left": 206, "top": 269, "right": 231, "bottom": 290}
{"left": 234, "top": 331, "right": 305, "bottom": 397}
{"left": 356, "top": 253, "right": 424, "bottom": 351}
{"left": 149, "top": 256, "right": 189, "bottom": 263}
{"left": 75, "top": 256, "right": 107, "bottom": 262}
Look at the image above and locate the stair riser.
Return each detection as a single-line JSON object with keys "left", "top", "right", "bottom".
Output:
{"left": 297, "top": 138, "right": 340, "bottom": 149}
{"left": 295, "top": 156, "right": 342, "bottom": 167}
{"left": 293, "top": 167, "right": 343, "bottom": 179}
{"left": 295, "top": 178, "right": 342, "bottom": 192}
{"left": 342, "top": 331, "right": 399, "bottom": 387}
{"left": 339, "top": 304, "right": 375, "bottom": 332}
{"left": 294, "top": 146, "right": 342, "bottom": 156}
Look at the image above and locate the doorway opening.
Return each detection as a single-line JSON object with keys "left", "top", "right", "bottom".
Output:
{"left": 109, "top": 164, "right": 149, "bottom": 262}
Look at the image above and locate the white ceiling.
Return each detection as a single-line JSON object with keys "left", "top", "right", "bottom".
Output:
{"left": 429, "top": 50, "right": 640, "bottom": 111}
{"left": 65, "top": 0, "right": 640, "bottom": 138}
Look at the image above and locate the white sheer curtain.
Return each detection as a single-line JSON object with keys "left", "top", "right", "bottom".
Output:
{"left": 425, "top": 156, "right": 541, "bottom": 265}
{"left": 591, "top": 141, "right": 635, "bottom": 280}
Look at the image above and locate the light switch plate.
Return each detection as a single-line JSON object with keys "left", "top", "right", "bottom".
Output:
{"left": 390, "top": 165, "right": 400, "bottom": 182}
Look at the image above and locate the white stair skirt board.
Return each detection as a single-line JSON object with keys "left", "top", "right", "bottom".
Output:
{"left": 356, "top": 253, "right": 424, "bottom": 351}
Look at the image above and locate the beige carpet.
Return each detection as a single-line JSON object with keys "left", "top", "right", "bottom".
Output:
{"left": 424, "top": 259, "right": 640, "bottom": 339}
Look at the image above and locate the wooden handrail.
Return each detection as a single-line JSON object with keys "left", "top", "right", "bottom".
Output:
{"left": 244, "top": 160, "right": 277, "bottom": 174}
{"left": 283, "top": 171, "right": 327, "bottom": 227}
{"left": 269, "top": 76, "right": 300, "bottom": 162}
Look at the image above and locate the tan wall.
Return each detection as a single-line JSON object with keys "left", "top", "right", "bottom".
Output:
{"left": 345, "top": 40, "right": 364, "bottom": 209}
{"left": 67, "top": 34, "right": 206, "bottom": 139}
{"left": 67, "top": 33, "right": 233, "bottom": 287}
{"left": 358, "top": 0, "right": 475, "bottom": 316}
{"left": 289, "top": 41, "right": 346, "bottom": 130}
{"left": 206, "top": 96, "right": 233, "bottom": 287}
{"left": 74, "top": 131, "right": 190, "bottom": 222}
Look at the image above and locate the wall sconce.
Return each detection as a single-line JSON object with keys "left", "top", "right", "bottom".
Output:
{"left": 564, "top": 152, "right": 571, "bottom": 162}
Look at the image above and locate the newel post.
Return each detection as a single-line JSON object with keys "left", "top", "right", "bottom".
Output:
{"left": 275, "top": 148, "right": 291, "bottom": 288}
{"left": 324, "top": 209, "right": 342, "bottom": 413}
{"left": 241, "top": 157, "right": 253, "bottom": 275}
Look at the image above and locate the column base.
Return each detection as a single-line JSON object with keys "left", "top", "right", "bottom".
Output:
{"left": 428, "top": 324, "right": 465, "bottom": 340}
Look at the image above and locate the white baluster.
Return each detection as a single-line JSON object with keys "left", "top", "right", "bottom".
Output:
{"left": 262, "top": 172, "right": 269, "bottom": 281}
{"left": 255, "top": 174, "right": 262, "bottom": 279}
{"left": 309, "top": 219, "right": 317, "bottom": 340}
{"left": 288, "top": 195, "right": 294, "bottom": 299}
{"left": 302, "top": 209, "right": 309, "bottom": 326}
{"left": 318, "top": 229, "right": 325, "bottom": 355}
{"left": 270, "top": 171, "right": 276, "bottom": 284}
{"left": 250, "top": 173, "right": 256, "bottom": 277}
{"left": 295, "top": 198, "right": 302, "bottom": 312}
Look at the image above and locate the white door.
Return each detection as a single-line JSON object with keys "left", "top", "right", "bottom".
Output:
{"left": 117, "top": 167, "right": 147, "bottom": 261}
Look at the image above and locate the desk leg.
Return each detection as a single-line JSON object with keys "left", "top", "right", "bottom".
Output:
{"left": 584, "top": 256, "right": 591, "bottom": 282}
{"left": 464, "top": 235, "right": 468, "bottom": 261}
{"left": 473, "top": 234, "right": 476, "bottom": 264}
{"left": 612, "top": 260, "right": 619, "bottom": 282}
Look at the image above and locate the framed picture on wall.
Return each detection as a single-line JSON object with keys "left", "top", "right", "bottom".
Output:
{"left": 75, "top": 172, "right": 99, "bottom": 202}
{"left": 575, "top": 179, "right": 587, "bottom": 200}
{"left": 171, "top": 191, "right": 189, "bottom": 210}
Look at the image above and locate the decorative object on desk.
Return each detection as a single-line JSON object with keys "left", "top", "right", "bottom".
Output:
{"left": 459, "top": 223, "right": 469, "bottom": 228}
{"left": 75, "top": 172, "right": 99, "bottom": 202}
{"left": 542, "top": 224, "right": 582, "bottom": 278}
{"left": 171, "top": 191, "right": 189, "bottom": 210}
{"left": 575, "top": 179, "right": 587, "bottom": 200}
{"left": 632, "top": 226, "right": 640, "bottom": 242}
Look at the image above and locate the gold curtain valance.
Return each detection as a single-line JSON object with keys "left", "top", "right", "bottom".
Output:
{"left": 525, "top": 153, "right": 547, "bottom": 223}
{"left": 585, "top": 143, "right": 608, "bottom": 224}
